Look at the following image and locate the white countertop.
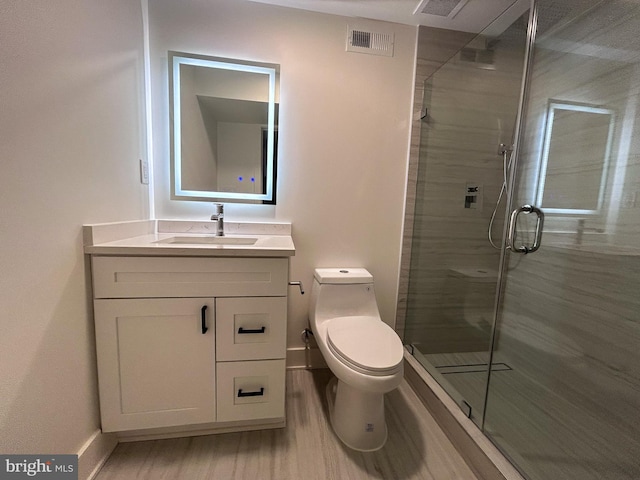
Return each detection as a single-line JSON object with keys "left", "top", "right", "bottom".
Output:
{"left": 83, "top": 220, "right": 295, "bottom": 257}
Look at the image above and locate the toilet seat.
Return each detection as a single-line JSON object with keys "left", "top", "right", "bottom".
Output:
{"left": 327, "top": 316, "right": 404, "bottom": 376}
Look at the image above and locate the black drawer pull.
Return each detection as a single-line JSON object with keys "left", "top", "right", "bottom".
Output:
{"left": 237, "top": 326, "right": 266, "bottom": 334}
{"left": 201, "top": 305, "right": 208, "bottom": 334}
{"left": 237, "top": 387, "right": 264, "bottom": 397}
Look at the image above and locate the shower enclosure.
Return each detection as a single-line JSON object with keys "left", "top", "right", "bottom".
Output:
{"left": 402, "top": 1, "right": 640, "bottom": 479}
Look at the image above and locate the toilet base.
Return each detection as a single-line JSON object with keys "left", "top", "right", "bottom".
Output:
{"left": 325, "top": 377, "right": 388, "bottom": 451}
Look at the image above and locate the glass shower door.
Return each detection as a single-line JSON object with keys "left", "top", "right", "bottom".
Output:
{"left": 404, "top": 5, "right": 530, "bottom": 427}
{"left": 484, "top": 1, "right": 640, "bottom": 479}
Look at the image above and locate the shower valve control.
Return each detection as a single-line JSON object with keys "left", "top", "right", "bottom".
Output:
{"left": 464, "top": 183, "right": 483, "bottom": 210}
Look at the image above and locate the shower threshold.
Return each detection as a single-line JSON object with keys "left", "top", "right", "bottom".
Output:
{"left": 404, "top": 348, "right": 525, "bottom": 480}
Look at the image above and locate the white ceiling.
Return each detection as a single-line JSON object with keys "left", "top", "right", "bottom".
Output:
{"left": 248, "top": 0, "right": 528, "bottom": 33}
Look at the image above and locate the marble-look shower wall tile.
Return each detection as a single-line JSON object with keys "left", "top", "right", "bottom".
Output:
{"left": 490, "top": 246, "right": 640, "bottom": 479}
{"left": 397, "top": 26, "right": 476, "bottom": 339}
{"left": 514, "top": 42, "right": 640, "bottom": 247}
{"left": 400, "top": 17, "right": 527, "bottom": 350}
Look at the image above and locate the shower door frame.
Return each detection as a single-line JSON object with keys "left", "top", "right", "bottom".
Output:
{"left": 480, "top": 0, "right": 537, "bottom": 428}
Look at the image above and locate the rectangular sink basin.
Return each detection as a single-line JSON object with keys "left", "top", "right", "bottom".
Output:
{"left": 154, "top": 236, "right": 258, "bottom": 245}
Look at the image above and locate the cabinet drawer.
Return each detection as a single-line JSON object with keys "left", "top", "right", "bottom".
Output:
{"left": 216, "top": 297, "right": 286, "bottom": 361}
{"left": 92, "top": 256, "right": 288, "bottom": 298}
{"left": 216, "top": 360, "right": 285, "bottom": 422}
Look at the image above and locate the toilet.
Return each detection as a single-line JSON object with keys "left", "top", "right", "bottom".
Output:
{"left": 309, "top": 268, "right": 404, "bottom": 451}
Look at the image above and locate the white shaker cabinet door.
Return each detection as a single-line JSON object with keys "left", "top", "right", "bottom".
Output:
{"left": 94, "top": 298, "right": 216, "bottom": 432}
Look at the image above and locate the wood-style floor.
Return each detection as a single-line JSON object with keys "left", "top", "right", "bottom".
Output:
{"left": 95, "top": 368, "right": 479, "bottom": 480}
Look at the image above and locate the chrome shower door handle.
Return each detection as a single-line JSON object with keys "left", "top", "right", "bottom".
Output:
{"left": 507, "top": 205, "right": 544, "bottom": 254}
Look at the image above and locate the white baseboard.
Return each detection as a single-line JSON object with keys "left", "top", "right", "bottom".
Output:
{"left": 77, "top": 429, "right": 118, "bottom": 480}
{"left": 286, "top": 347, "right": 327, "bottom": 369}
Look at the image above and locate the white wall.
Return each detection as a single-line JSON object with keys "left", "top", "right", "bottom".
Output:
{"left": 0, "top": 0, "right": 148, "bottom": 472}
{"left": 149, "top": 0, "right": 417, "bottom": 352}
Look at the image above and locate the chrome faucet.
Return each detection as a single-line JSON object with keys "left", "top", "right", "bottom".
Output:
{"left": 210, "top": 203, "right": 224, "bottom": 236}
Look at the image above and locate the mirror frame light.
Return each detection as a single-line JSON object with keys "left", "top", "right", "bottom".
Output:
{"left": 169, "top": 51, "right": 278, "bottom": 203}
{"left": 535, "top": 100, "right": 615, "bottom": 215}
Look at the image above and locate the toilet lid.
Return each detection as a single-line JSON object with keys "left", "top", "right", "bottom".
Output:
{"left": 327, "top": 316, "right": 404, "bottom": 375}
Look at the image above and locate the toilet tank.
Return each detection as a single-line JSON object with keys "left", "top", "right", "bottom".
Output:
{"left": 310, "top": 268, "right": 380, "bottom": 322}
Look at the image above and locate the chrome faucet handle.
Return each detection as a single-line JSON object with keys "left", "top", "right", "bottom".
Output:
{"left": 211, "top": 203, "right": 224, "bottom": 217}
{"left": 211, "top": 203, "right": 224, "bottom": 236}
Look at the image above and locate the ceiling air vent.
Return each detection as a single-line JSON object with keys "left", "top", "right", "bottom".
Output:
{"left": 414, "top": 0, "right": 468, "bottom": 18}
{"left": 346, "top": 25, "right": 394, "bottom": 57}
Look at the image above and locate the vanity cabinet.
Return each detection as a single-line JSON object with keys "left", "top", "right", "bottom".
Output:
{"left": 91, "top": 255, "right": 288, "bottom": 433}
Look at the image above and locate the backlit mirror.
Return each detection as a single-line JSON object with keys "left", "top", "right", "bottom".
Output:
{"left": 536, "top": 100, "right": 615, "bottom": 214}
{"left": 169, "top": 51, "right": 279, "bottom": 203}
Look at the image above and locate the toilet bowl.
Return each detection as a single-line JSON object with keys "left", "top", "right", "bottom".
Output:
{"left": 309, "top": 268, "right": 404, "bottom": 451}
